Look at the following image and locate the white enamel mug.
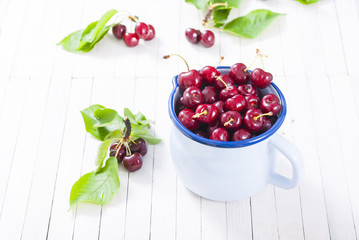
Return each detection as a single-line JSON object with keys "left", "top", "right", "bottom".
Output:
{"left": 168, "top": 66, "right": 304, "bottom": 201}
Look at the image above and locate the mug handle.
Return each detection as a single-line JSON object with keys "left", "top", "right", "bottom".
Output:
{"left": 267, "top": 134, "right": 304, "bottom": 189}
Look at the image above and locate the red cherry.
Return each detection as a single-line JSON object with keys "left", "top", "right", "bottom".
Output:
{"left": 202, "top": 86, "right": 219, "bottom": 104}
{"left": 123, "top": 153, "right": 143, "bottom": 172}
{"left": 129, "top": 138, "right": 148, "bottom": 156}
{"left": 213, "top": 101, "right": 225, "bottom": 115}
{"left": 200, "top": 30, "right": 215, "bottom": 48}
{"left": 181, "top": 86, "right": 203, "bottom": 109}
{"left": 244, "top": 108, "right": 264, "bottom": 132}
{"left": 214, "top": 74, "right": 234, "bottom": 91}
{"left": 178, "top": 109, "right": 200, "bottom": 131}
{"left": 219, "top": 85, "right": 239, "bottom": 101}
{"left": 123, "top": 33, "right": 140, "bottom": 47}
{"left": 109, "top": 143, "right": 126, "bottom": 162}
{"left": 207, "top": 120, "right": 220, "bottom": 136}
{"left": 112, "top": 24, "right": 126, "bottom": 39}
{"left": 229, "top": 63, "right": 250, "bottom": 85}
{"left": 260, "top": 94, "right": 281, "bottom": 116}
{"left": 220, "top": 111, "right": 242, "bottom": 130}
{"left": 193, "top": 129, "right": 208, "bottom": 138}
{"left": 200, "top": 66, "right": 220, "bottom": 84}
{"left": 210, "top": 128, "right": 229, "bottom": 141}
{"left": 232, "top": 128, "right": 252, "bottom": 141}
{"left": 185, "top": 28, "right": 201, "bottom": 44}
{"left": 178, "top": 70, "right": 202, "bottom": 90}
{"left": 237, "top": 83, "right": 261, "bottom": 97}
{"left": 225, "top": 95, "right": 246, "bottom": 112}
{"left": 193, "top": 104, "right": 219, "bottom": 124}
{"left": 245, "top": 95, "right": 260, "bottom": 110}
{"left": 250, "top": 68, "right": 273, "bottom": 89}
{"left": 135, "top": 22, "right": 149, "bottom": 39}
{"left": 144, "top": 24, "right": 155, "bottom": 40}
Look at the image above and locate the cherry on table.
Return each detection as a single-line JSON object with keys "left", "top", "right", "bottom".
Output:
{"left": 181, "top": 86, "right": 203, "bottom": 109}
{"left": 237, "top": 83, "right": 260, "bottom": 97}
{"left": 129, "top": 138, "right": 148, "bottom": 156}
{"left": 219, "top": 85, "right": 239, "bottom": 101}
{"left": 250, "top": 68, "right": 273, "bottom": 89}
{"left": 112, "top": 24, "right": 126, "bottom": 39}
{"left": 178, "top": 109, "right": 200, "bottom": 131}
{"left": 135, "top": 22, "right": 150, "bottom": 39}
{"left": 193, "top": 104, "right": 219, "bottom": 124}
{"left": 229, "top": 63, "right": 250, "bottom": 85}
{"left": 214, "top": 74, "right": 234, "bottom": 90}
{"left": 123, "top": 152, "right": 143, "bottom": 172}
{"left": 144, "top": 24, "right": 155, "bottom": 40}
{"left": 200, "top": 30, "right": 215, "bottom": 48}
{"left": 202, "top": 86, "right": 219, "bottom": 104}
{"left": 225, "top": 94, "right": 246, "bottom": 112}
{"left": 185, "top": 28, "right": 201, "bottom": 44}
{"left": 213, "top": 101, "right": 225, "bottom": 115}
{"left": 220, "top": 111, "right": 242, "bottom": 130}
{"left": 123, "top": 33, "right": 140, "bottom": 47}
{"left": 232, "top": 128, "right": 252, "bottom": 141}
{"left": 200, "top": 66, "right": 220, "bottom": 84}
{"left": 261, "top": 94, "right": 281, "bottom": 116}
{"left": 210, "top": 128, "right": 229, "bottom": 141}
{"left": 109, "top": 143, "right": 126, "bottom": 162}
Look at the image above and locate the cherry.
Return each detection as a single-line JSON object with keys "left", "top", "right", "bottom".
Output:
{"left": 244, "top": 108, "right": 264, "bottom": 132}
{"left": 202, "top": 86, "right": 219, "bottom": 104}
{"left": 144, "top": 24, "right": 155, "bottom": 40}
{"left": 237, "top": 84, "right": 260, "bottom": 97}
{"left": 200, "top": 66, "right": 220, "bottom": 84}
{"left": 229, "top": 63, "right": 250, "bottom": 85}
{"left": 210, "top": 128, "right": 229, "bottom": 141}
{"left": 178, "top": 109, "right": 200, "bottom": 131}
{"left": 200, "top": 30, "right": 215, "bottom": 48}
{"left": 245, "top": 95, "right": 260, "bottom": 110}
{"left": 250, "top": 68, "right": 273, "bottom": 89}
{"left": 219, "top": 85, "right": 239, "bottom": 101}
{"left": 220, "top": 111, "right": 242, "bottom": 130}
{"left": 112, "top": 24, "right": 126, "bottom": 39}
{"left": 258, "top": 117, "right": 274, "bottom": 134}
{"left": 129, "top": 138, "right": 148, "bottom": 156}
{"left": 185, "top": 28, "right": 201, "bottom": 44}
{"left": 109, "top": 143, "right": 126, "bottom": 162}
{"left": 193, "top": 129, "right": 208, "bottom": 138}
{"left": 123, "top": 33, "right": 140, "bottom": 47}
{"left": 207, "top": 120, "right": 220, "bottom": 136}
{"left": 260, "top": 94, "right": 281, "bottom": 116}
{"left": 232, "top": 128, "right": 252, "bottom": 141}
{"left": 213, "top": 101, "right": 225, "bottom": 115}
{"left": 181, "top": 86, "right": 203, "bottom": 109}
{"left": 214, "top": 74, "right": 234, "bottom": 90}
{"left": 193, "top": 104, "right": 219, "bottom": 124}
{"left": 123, "top": 152, "right": 143, "bottom": 172}
{"left": 225, "top": 95, "right": 246, "bottom": 112}
{"left": 164, "top": 54, "right": 202, "bottom": 90}
{"left": 135, "top": 22, "right": 149, "bottom": 39}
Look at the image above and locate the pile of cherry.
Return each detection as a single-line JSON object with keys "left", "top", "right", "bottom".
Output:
{"left": 185, "top": 28, "right": 215, "bottom": 48}
{"left": 109, "top": 138, "right": 147, "bottom": 172}
{"left": 173, "top": 59, "right": 281, "bottom": 142}
{"left": 112, "top": 19, "right": 155, "bottom": 47}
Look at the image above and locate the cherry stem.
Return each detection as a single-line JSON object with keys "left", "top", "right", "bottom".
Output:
{"left": 215, "top": 56, "right": 224, "bottom": 69}
{"left": 192, "top": 110, "right": 208, "bottom": 119}
{"left": 209, "top": 2, "right": 228, "bottom": 10}
{"left": 163, "top": 54, "right": 190, "bottom": 72}
{"left": 114, "top": 140, "right": 123, "bottom": 158}
{"left": 224, "top": 118, "right": 234, "bottom": 126}
{"left": 128, "top": 15, "right": 138, "bottom": 22}
{"left": 123, "top": 117, "right": 131, "bottom": 139}
{"left": 253, "top": 112, "right": 273, "bottom": 121}
{"left": 214, "top": 76, "right": 229, "bottom": 89}
{"left": 244, "top": 49, "right": 268, "bottom": 72}
{"left": 203, "top": 2, "right": 228, "bottom": 26}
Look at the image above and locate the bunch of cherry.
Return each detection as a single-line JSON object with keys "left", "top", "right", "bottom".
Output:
{"left": 165, "top": 54, "right": 281, "bottom": 142}
{"left": 112, "top": 16, "right": 155, "bottom": 47}
{"left": 185, "top": 28, "right": 215, "bottom": 48}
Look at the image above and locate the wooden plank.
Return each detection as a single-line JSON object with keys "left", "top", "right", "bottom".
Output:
{"left": 20, "top": 76, "right": 73, "bottom": 240}
{"left": 0, "top": 79, "right": 49, "bottom": 239}
{"left": 308, "top": 75, "right": 357, "bottom": 240}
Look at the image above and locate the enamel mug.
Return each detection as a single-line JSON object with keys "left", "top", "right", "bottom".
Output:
{"left": 168, "top": 66, "right": 304, "bottom": 201}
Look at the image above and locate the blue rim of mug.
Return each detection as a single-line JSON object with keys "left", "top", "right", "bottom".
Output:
{"left": 168, "top": 66, "right": 287, "bottom": 148}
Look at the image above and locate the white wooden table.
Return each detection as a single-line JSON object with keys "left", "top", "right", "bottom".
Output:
{"left": 1, "top": 0, "right": 359, "bottom": 239}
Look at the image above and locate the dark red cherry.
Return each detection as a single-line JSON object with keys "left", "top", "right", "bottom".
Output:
{"left": 112, "top": 24, "right": 126, "bottom": 39}
{"left": 225, "top": 95, "right": 246, "bottom": 112}
{"left": 219, "top": 85, "right": 239, "bottom": 101}
{"left": 135, "top": 22, "right": 149, "bottom": 39}
{"left": 258, "top": 117, "right": 274, "bottom": 134}
{"left": 250, "top": 68, "right": 273, "bottom": 89}
{"left": 229, "top": 63, "right": 250, "bottom": 85}
{"left": 214, "top": 74, "right": 234, "bottom": 91}
{"left": 193, "top": 129, "right": 208, "bottom": 138}
{"left": 200, "top": 66, "right": 220, "bottom": 84}
{"left": 193, "top": 104, "right": 219, "bottom": 124}
{"left": 178, "top": 70, "right": 202, "bottom": 90}
{"left": 245, "top": 95, "right": 260, "bottom": 110}
{"left": 232, "top": 128, "right": 252, "bottom": 141}
{"left": 123, "top": 33, "right": 140, "bottom": 47}
{"left": 181, "top": 86, "right": 203, "bottom": 109}
{"left": 202, "top": 86, "right": 219, "bottom": 104}
{"left": 237, "top": 84, "right": 261, "bottom": 97}
{"left": 261, "top": 94, "right": 281, "bottom": 116}
{"left": 123, "top": 153, "right": 143, "bottom": 172}
{"left": 210, "top": 128, "right": 229, "bottom": 141}
{"left": 207, "top": 120, "right": 220, "bottom": 136}
{"left": 244, "top": 108, "right": 264, "bottom": 132}
{"left": 129, "top": 138, "right": 148, "bottom": 156}
{"left": 178, "top": 109, "right": 200, "bottom": 131}
{"left": 185, "top": 28, "right": 201, "bottom": 44}
{"left": 144, "top": 24, "right": 155, "bottom": 40}
{"left": 109, "top": 143, "right": 126, "bottom": 162}
{"left": 200, "top": 30, "right": 215, "bottom": 48}
{"left": 213, "top": 101, "right": 225, "bottom": 115}
{"left": 220, "top": 111, "right": 242, "bottom": 130}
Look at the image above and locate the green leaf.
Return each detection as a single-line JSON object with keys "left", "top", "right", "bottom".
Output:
{"left": 76, "top": 25, "right": 114, "bottom": 52}
{"left": 105, "top": 129, "right": 123, "bottom": 140}
{"left": 57, "top": 29, "right": 84, "bottom": 52}
{"left": 96, "top": 139, "right": 112, "bottom": 171}
{"left": 213, "top": 8, "right": 231, "bottom": 27}
{"left": 212, "top": 0, "right": 241, "bottom": 9}
{"left": 69, "top": 157, "right": 120, "bottom": 209}
{"left": 81, "top": 104, "right": 110, "bottom": 141}
{"left": 185, "top": 0, "right": 209, "bottom": 9}
{"left": 131, "top": 125, "right": 161, "bottom": 145}
{"left": 93, "top": 108, "right": 125, "bottom": 131}
{"left": 223, "top": 9, "right": 283, "bottom": 39}
{"left": 124, "top": 108, "right": 150, "bottom": 127}
{"left": 296, "top": 0, "right": 319, "bottom": 4}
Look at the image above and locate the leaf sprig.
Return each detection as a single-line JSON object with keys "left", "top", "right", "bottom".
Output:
{"left": 69, "top": 105, "right": 161, "bottom": 209}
